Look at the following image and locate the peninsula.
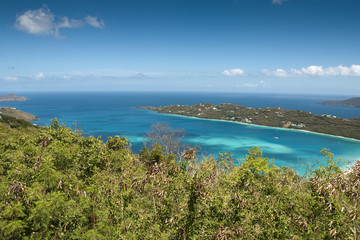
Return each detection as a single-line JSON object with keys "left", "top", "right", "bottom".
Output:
{"left": 318, "top": 97, "right": 360, "bottom": 108}
{"left": 138, "top": 103, "right": 360, "bottom": 140}
{"left": 0, "top": 107, "right": 37, "bottom": 122}
{"left": 0, "top": 94, "right": 29, "bottom": 102}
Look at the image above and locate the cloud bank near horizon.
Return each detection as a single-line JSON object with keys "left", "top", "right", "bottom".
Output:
{"left": 261, "top": 65, "right": 360, "bottom": 77}
{"left": 15, "top": 7, "right": 105, "bottom": 37}
{"left": 222, "top": 65, "right": 360, "bottom": 78}
{"left": 5, "top": 64, "right": 360, "bottom": 83}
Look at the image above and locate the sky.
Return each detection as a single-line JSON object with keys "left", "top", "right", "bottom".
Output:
{"left": 1, "top": 0, "right": 360, "bottom": 94}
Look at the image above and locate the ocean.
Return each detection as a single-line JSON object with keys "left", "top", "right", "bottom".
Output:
{"left": 1, "top": 91, "right": 360, "bottom": 175}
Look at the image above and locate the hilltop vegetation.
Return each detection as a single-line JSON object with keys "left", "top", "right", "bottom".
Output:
{"left": 139, "top": 103, "right": 360, "bottom": 140}
{"left": 0, "top": 107, "right": 38, "bottom": 122}
{"left": 1, "top": 116, "right": 360, "bottom": 239}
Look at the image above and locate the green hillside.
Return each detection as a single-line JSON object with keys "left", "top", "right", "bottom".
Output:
{"left": 1, "top": 116, "right": 359, "bottom": 239}
{"left": 0, "top": 107, "right": 38, "bottom": 122}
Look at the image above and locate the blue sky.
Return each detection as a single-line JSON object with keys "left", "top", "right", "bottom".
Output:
{"left": 1, "top": 0, "right": 360, "bottom": 94}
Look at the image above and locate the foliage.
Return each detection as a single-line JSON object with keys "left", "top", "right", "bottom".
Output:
{"left": 1, "top": 118, "right": 359, "bottom": 239}
{"left": 144, "top": 122, "right": 186, "bottom": 157}
{"left": 0, "top": 108, "right": 37, "bottom": 122}
{"left": 0, "top": 114, "right": 36, "bottom": 129}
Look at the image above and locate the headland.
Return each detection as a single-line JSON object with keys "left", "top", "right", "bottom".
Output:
{"left": 138, "top": 103, "right": 360, "bottom": 140}
{"left": 318, "top": 97, "right": 360, "bottom": 108}
{"left": 0, "top": 107, "right": 37, "bottom": 122}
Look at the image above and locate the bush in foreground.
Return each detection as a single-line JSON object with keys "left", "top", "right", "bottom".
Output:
{"left": 0, "top": 118, "right": 359, "bottom": 239}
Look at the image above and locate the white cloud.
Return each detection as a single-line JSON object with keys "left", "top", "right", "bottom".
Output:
{"left": 61, "top": 75, "right": 72, "bottom": 79}
{"left": 15, "top": 7, "right": 105, "bottom": 37}
{"left": 222, "top": 68, "right": 247, "bottom": 76}
{"left": 351, "top": 65, "right": 360, "bottom": 75}
{"left": 239, "top": 80, "right": 267, "bottom": 88}
{"left": 262, "top": 65, "right": 360, "bottom": 77}
{"left": 15, "top": 7, "right": 55, "bottom": 35}
{"left": 4, "top": 76, "right": 19, "bottom": 81}
{"left": 261, "top": 68, "right": 288, "bottom": 77}
{"left": 301, "top": 65, "right": 325, "bottom": 76}
{"left": 35, "top": 72, "right": 45, "bottom": 80}
{"left": 85, "top": 16, "right": 105, "bottom": 29}
{"left": 58, "top": 17, "right": 83, "bottom": 29}
{"left": 272, "top": 0, "right": 287, "bottom": 5}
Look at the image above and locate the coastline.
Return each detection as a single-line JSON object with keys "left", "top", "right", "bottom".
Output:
{"left": 0, "top": 107, "right": 38, "bottom": 122}
{"left": 152, "top": 111, "right": 360, "bottom": 143}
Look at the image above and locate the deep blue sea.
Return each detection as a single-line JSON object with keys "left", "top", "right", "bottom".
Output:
{"left": 2, "top": 91, "right": 360, "bottom": 175}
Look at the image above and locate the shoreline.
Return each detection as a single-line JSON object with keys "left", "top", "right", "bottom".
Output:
{"left": 151, "top": 111, "right": 360, "bottom": 143}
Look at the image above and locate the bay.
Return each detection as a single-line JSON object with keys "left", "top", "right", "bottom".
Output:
{"left": 1, "top": 91, "right": 360, "bottom": 175}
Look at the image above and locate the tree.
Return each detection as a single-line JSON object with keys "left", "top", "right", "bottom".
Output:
{"left": 144, "top": 123, "right": 186, "bottom": 157}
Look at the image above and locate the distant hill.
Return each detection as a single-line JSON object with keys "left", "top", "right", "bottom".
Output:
{"left": 318, "top": 97, "right": 360, "bottom": 108}
{"left": 0, "top": 94, "right": 29, "bottom": 101}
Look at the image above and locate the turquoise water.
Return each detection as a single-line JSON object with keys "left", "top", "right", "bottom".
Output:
{"left": 1, "top": 91, "right": 360, "bottom": 174}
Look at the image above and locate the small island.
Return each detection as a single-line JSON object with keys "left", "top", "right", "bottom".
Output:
{"left": 138, "top": 103, "right": 360, "bottom": 140}
{"left": 0, "top": 94, "right": 29, "bottom": 102}
{"left": 0, "top": 107, "right": 37, "bottom": 122}
{"left": 318, "top": 97, "right": 360, "bottom": 108}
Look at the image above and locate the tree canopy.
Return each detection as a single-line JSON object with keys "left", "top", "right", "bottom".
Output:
{"left": 0, "top": 116, "right": 359, "bottom": 239}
